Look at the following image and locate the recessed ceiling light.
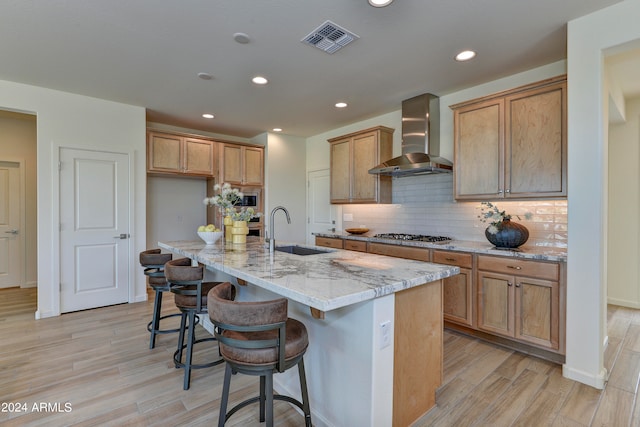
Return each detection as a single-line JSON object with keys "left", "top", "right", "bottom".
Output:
{"left": 197, "top": 72, "right": 213, "bottom": 80}
{"left": 335, "top": 102, "right": 348, "bottom": 108}
{"left": 233, "top": 32, "right": 250, "bottom": 44}
{"left": 202, "top": 113, "right": 214, "bottom": 119}
{"left": 368, "top": 0, "right": 393, "bottom": 7}
{"left": 455, "top": 50, "right": 476, "bottom": 61}
{"left": 272, "top": 128, "right": 283, "bottom": 132}
{"left": 252, "top": 76, "right": 268, "bottom": 85}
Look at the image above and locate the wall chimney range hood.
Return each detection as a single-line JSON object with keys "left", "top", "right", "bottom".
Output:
{"left": 368, "top": 93, "right": 453, "bottom": 176}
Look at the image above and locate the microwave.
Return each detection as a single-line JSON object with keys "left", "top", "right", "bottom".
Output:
{"left": 239, "top": 189, "right": 261, "bottom": 223}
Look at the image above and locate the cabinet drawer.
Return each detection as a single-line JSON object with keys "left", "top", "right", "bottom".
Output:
{"left": 315, "top": 237, "right": 344, "bottom": 249}
{"left": 477, "top": 255, "right": 559, "bottom": 281}
{"left": 433, "top": 251, "right": 473, "bottom": 269}
{"left": 344, "top": 240, "right": 367, "bottom": 252}
{"left": 368, "top": 243, "right": 430, "bottom": 261}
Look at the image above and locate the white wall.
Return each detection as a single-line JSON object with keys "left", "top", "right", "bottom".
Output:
{"left": 566, "top": 0, "right": 640, "bottom": 388}
{"left": 0, "top": 111, "right": 38, "bottom": 287}
{"left": 146, "top": 176, "right": 207, "bottom": 249}
{"left": 264, "top": 132, "right": 307, "bottom": 244}
{"left": 608, "top": 95, "right": 640, "bottom": 307}
{"left": 0, "top": 79, "right": 147, "bottom": 319}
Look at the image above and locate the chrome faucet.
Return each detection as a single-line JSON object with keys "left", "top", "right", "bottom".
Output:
{"left": 268, "top": 206, "right": 291, "bottom": 253}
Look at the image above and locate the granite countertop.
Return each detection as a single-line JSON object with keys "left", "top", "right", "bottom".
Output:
{"left": 158, "top": 238, "right": 459, "bottom": 312}
{"left": 313, "top": 232, "right": 567, "bottom": 262}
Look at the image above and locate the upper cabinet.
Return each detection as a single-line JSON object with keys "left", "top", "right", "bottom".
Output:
{"left": 219, "top": 143, "right": 264, "bottom": 186}
{"left": 328, "top": 126, "right": 393, "bottom": 204}
{"left": 147, "top": 131, "right": 216, "bottom": 177}
{"left": 451, "top": 75, "right": 567, "bottom": 200}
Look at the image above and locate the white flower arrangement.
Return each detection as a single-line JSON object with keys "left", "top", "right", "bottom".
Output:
{"left": 478, "top": 202, "right": 532, "bottom": 235}
{"left": 226, "top": 206, "right": 262, "bottom": 222}
{"left": 203, "top": 183, "right": 242, "bottom": 214}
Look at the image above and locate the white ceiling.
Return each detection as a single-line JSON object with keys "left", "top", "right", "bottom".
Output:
{"left": 0, "top": 0, "right": 631, "bottom": 138}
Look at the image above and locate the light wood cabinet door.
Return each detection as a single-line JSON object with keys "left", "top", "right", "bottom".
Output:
{"left": 433, "top": 250, "right": 474, "bottom": 327}
{"left": 147, "top": 132, "right": 214, "bottom": 177}
{"left": 148, "top": 133, "right": 182, "bottom": 173}
{"left": 220, "top": 144, "right": 264, "bottom": 185}
{"left": 477, "top": 271, "right": 514, "bottom": 337}
{"left": 330, "top": 139, "right": 350, "bottom": 203}
{"left": 328, "top": 126, "right": 392, "bottom": 204}
{"left": 443, "top": 267, "right": 474, "bottom": 327}
{"left": 454, "top": 98, "right": 504, "bottom": 199}
{"left": 183, "top": 138, "right": 215, "bottom": 176}
{"left": 505, "top": 81, "right": 566, "bottom": 198}
{"left": 243, "top": 146, "right": 264, "bottom": 186}
{"left": 451, "top": 75, "right": 566, "bottom": 200}
{"left": 515, "top": 276, "right": 559, "bottom": 350}
{"left": 315, "top": 236, "right": 343, "bottom": 249}
{"left": 368, "top": 242, "right": 430, "bottom": 261}
{"left": 352, "top": 132, "right": 378, "bottom": 202}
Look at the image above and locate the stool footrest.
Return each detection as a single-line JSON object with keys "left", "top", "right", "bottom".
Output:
{"left": 146, "top": 312, "right": 186, "bottom": 335}
{"left": 173, "top": 337, "right": 224, "bottom": 370}
{"left": 224, "top": 394, "right": 306, "bottom": 424}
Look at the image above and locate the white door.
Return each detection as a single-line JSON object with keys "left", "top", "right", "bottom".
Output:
{"left": 59, "top": 148, "right": 130, "bottom": 313}
{"left": 307, "top": 169, "right": 339, "bottom": 244}
{"left": 0, "top": 161, "right": 23, "bottom": 288}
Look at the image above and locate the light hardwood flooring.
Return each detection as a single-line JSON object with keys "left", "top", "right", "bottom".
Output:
{"left": 1, "top": 287, "right": 639, "bottom": 426}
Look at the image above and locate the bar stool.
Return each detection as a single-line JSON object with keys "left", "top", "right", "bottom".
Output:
{"left": 139, "top": 249, "right": 184, "bottom": 349}
{"left": 208, "top": 282, "right": 312, "bottom": 427}
{"left": 164, "top": 257, "right": 228, "bottom": 390}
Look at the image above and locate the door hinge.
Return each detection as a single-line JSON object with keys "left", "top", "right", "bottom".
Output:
{"left": 58, "top": 161, "right": 62, "bottom": 171}
{"left": 59, "top": 283, "right": 62, "bottom": 292}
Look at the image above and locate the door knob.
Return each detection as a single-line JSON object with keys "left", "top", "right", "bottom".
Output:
{"left": 113, "top": 233, "right": 130, "bottom": 239}
{"left": 4, "top": 229, "right": 18, "bottom": 234}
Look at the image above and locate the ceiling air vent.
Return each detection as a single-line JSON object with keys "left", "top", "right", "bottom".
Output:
{"left": 301, "top": 20, "right": 359, "bottom": 54}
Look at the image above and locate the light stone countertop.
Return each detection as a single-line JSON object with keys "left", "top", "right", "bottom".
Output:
{"left": 313, "top": 232, "right": 568, "bottom": 262}
{"left": 158, "top": 238, "right": 460, "bottom": 312}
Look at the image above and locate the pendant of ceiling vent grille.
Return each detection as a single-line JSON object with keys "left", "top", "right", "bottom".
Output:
{"left": 301, "top": 20, "right": 359, "bottom": 54}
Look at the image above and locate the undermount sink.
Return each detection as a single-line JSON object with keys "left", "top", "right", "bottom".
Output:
{"left": 274, "top": 245, "right": 332, "bottom": 256}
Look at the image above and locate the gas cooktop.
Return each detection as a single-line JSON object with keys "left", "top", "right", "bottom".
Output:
{"left": 373, "top": 233, "right": 452, "bottom": 243}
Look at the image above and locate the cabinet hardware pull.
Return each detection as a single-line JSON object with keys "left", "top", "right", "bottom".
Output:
{"left": 515, "top": 283, "right": 521, "bottom": 287}
{"left": 505, "top": 189, "right": 511, "bottom": 193}
{"left": 508, "top": 282, "right": 513, "bottom": 286}
{"left": 498, "top": 190, "right": 504, "bottom": 194}
{"left": 445, "top": 257, "right": 456, "bottom": 261}
{"left": 507, "top": 265, "right": 522, "bottom": 270}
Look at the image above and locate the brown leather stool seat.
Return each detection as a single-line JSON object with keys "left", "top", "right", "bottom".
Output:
{"left": 165, "top": 257, "right": 229, "bottom": 390}
{"left": 139, "top": 249, "right": 184, "bottom": 349}
{"left": 208, "top": 282, "right": 312, "bottom": 427}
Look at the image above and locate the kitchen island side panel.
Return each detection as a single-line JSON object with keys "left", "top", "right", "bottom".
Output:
{"left": 239, "top": 283, "right": 395, "bottom": 427}
{"left": 394, "top": 279, "right": 443, "bottom": 427}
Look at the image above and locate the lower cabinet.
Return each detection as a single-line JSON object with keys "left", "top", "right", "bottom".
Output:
{"left": 476, "top": 255, "right": 562, "bottom": 352}
{"left": 433, "top": 250, "right": 474, "bottom": 328}
{"left": 315, "top": 236, "right": 343, "bottom": 249}
{"left": 317, "top": 235, "right": 566, "bottom": 360}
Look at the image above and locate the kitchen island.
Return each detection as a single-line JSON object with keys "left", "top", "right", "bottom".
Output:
{"left": 159, "top": 238, "right": 459, "bottom": 427}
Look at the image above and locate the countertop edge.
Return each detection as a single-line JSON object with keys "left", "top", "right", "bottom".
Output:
{"left": 314, "top": 233, "right": 567, "bottom": 262}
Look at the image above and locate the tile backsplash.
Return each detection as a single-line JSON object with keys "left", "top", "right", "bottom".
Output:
{"left": 342, "top": 174, "right": 567, "bottom": 248}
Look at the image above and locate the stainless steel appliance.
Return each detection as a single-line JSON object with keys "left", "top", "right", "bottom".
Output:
{"left": 368, "top": 93, "right": 453, "bottom": 176}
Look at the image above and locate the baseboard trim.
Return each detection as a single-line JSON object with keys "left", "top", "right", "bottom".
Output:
{"left": 562, "top": 364, "right": 607, "bottom": 390}
{"left": 607, "top": 297, "right": 640, "bottom": 309}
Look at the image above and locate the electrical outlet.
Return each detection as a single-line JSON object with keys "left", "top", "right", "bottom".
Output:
{"left": 343, "top": 213, "right": 353, "bottom": 222}
{"left": 379, "top": 320, "right": 391, "bottom": 349}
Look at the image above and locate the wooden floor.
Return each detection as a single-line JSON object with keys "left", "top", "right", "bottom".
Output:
{"left": 1, "top": 287, "right": 638, "bottom": 426}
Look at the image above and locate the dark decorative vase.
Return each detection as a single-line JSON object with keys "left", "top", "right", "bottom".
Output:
{"left": 485, "top": 219, "right": 529, "bottom": 248}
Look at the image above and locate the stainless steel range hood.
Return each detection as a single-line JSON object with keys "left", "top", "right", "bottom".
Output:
{"left": 368, "top": 93, "right": 453, "bottom": 176}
